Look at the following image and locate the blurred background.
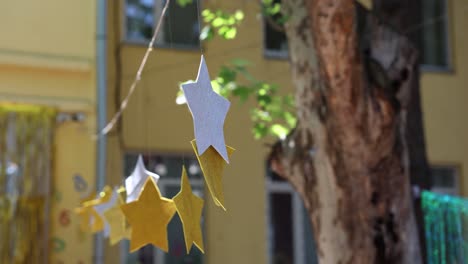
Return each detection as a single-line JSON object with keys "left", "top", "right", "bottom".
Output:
{"left": 0, "top": 0, "right": 467, "bottom": 263}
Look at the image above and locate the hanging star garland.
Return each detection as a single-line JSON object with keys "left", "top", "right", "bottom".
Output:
{"left": 182, "top": 55, "right": 231, "bottom": 163}
{"left": 125, "top": 155, "right": 160, "bottom": 202}
{"left": 92, "top": 186, "right": 117, "bottom": 237}
{"left": 103, "top": 187, "right": 131, "bottom": 245}
{"left": 75, "top": 186, "right": 113, "bottom": 233}
{"left": 191, "top": 140, "right": 235, "bottom": 211}
{"left": 121, "top": 178, "right": 176, "bottom": 252}
{"left": 69, "top": 37, "right": 237, "bottom": 256}
{"left": 173, "top": 166, "right": 205, "bottom": 254}
{"left": 75, "top": 203, "right": 105, "bottom": 233}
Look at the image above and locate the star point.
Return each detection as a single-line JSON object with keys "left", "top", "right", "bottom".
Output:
{"left": 103, "top": 189, "right": 131, "bottom": 245}
{"left": 173, "top": 166, "right": 205, "bottom": 254}
{"left": 125, "top": 155, "right": 160, "bottom": 202}
{"left": 191, "top": 140, "right": 235, "bottom": 210}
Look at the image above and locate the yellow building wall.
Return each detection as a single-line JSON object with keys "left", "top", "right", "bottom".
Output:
{"left": 107, "top": 1, "right": 468, "bottom": 264}
{"left": 0, "top": 1, "right": 97, "bottom": 263}
{"left": 420, "top": 0, "right": 468, "bottom": 195}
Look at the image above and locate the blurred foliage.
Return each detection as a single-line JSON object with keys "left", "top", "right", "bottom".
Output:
{"left": 200, "top": 9, "right": 244, "bottom": 41}
{"left": 176, "top": 0, "right": 295, "bottom": 140}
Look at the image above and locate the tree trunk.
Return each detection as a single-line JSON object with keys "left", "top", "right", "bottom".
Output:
{"left": 270, "top": 0, "right": 424, "bottom": 263}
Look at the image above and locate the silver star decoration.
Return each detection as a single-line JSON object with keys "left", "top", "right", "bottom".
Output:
{"left": 182, "top": 55, "right": 230, "bottom": 162}
{"left": 125, "top": 155, "right": 160, "bottom": 203}
{"left": 93, "top": 188, "right": 118, "bottom": 237}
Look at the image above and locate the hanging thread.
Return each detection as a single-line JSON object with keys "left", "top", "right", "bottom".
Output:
{"left": 97, "top": 0, "right": 172, "bottom": 137}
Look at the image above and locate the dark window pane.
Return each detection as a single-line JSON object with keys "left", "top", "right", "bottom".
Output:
{"left": 270, "top": 193, "right": 294, "bottom": 264}
{"left": 126, "top": 0, "right": 199, "bottom": 47}
{"left": 420, "top": 0, "right": 449, "bottom": 66}
{"left": 126, "top": 0, "right": 155, "bottom": 41}
{"left": 163, "top": 1, "right": 200, "bottom": 47}
{"left": 263, "top": 0, "right": 288, "bottom": 55}
{"left": 431, "top": 166, "right": 456, "bottom": 189}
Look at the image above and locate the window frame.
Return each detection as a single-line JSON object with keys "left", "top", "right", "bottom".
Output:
{"left": 120, "top": 150, "right": 205, "bottom": 264}
{"left": 265, "top": 178, "right": 310, "bottom": 264}
{"left": 122, "top": 0, "right": 202, "bottom": 51}
{"left": 261, "top": 6, "right": 289, "bottom": 60}
{"left": 430, "top": 164, "right": 460, "bottom": 196}
{"left": 419, "top": 0, "right": 452, "bottom": 72}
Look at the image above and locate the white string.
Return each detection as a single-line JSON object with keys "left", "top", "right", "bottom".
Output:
{"left": 97, "top": 0, "right": 172, "bottom": 137}
{"left": 195, "top": 0, "right": 203, "bottom": 54}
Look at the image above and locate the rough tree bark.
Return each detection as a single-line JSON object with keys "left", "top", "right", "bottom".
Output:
{"left": 269, "top": 0, "right": 426, "bottom": 263}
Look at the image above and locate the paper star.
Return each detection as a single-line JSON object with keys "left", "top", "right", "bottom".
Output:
{"left": 182, "top": 55, "right": 231, "bottom": 163}
{"left": 103, "top": 188, "right": 131, "bottom": 245}
{"left": 125, "top": 155, "right": 160, "bottom": 203}
{"left": 121, "top": 178, "right": 176, "bottom": 252}
{"left": 75, "top": 205, "right": 104, "bottom": 233}
{"left": 93, "top": 187, "right": 119, "bottom": 237}
{"left": 173, "top": 166, "right": 205, "bottom": 254}
{"left": 75, "top": 192, "right": 106, "bottom": 233}
{"left": 191, "top": 140, "right": 235, "bottom": 211}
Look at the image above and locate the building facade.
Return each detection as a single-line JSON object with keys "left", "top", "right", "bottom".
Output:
{"left": 105, "top": 0, "right": 468, "bottom": 264}
{"left": 0, "top": 1, "right": 97, "bottom": 263}
{"left": 1, "top": 0, "right": 467, "bottom": 263}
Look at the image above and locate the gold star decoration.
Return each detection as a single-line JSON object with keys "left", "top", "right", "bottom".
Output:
{"left": 191, "top": 140, "right": 235, "bottom": 211}
{"left": 74, "top": 186, "right": 112, "bottom": 233}
{"left": 121, "top": 178, "right": 176, "bottom": 252}
{"left": 173, "top": 166, "right": 205, "bottom": 254}
{"left": 103, "top": 187, "right": 131, "bottom": 245}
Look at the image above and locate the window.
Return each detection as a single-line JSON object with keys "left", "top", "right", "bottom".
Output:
{"left": 263, "top": 0, "right": 288, "bottom": 58}
{"left": 122, "top": 153, "right": 205, "bottom": 264}
{"left": 125, "top": 0, "right": 200, "bottom": 48}
{"left": 417, "top": 0, "right": 450, "bottom": 68}
{"left": 266, "top": 168, "right": 318, "bottom": 264}
{"left": 430, "top": 165, "right": 458, "bottom": 195}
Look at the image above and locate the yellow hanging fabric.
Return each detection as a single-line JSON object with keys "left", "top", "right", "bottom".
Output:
{"left": 0, "top": 103, "right": 56, "bottom": 264}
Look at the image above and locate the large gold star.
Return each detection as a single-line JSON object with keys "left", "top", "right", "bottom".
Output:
{"left": 103, "top": 187, "right": 131, "bottom": 245}
{"left": 121, "top": 178, "right": 176, "bottom": 252}
{"left": 173, "top": 166, "right": 205, "bottom": 254}
{"left": 191, "top": 140, "right": 235, "bottom": 210}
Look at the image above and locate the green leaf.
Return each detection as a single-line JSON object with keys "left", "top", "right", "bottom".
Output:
{"left": 224, "top": 27, "right": 237, "bottom": 39}
{"left": 232, "top": 86, "right": 252, "bottom": 103}
{"left": 284, "top": 111, "right": 297, "bottom": 128}
{"left": 270, "top": 124, "right": 289, "bottom": 139}
{"left": 234, "top": 10, "right": 245, "bottom": 21}
{"left": 202, "top": 9, "right": 215, "bottom": 22}
{"left": 231, "top": 58, "right": 250, "bottom": 68}
{"left": 253, "top": 122, "right": 269, "bottom": 139}
{"left": 212, "top": 17, "right": 225, "bottom": 27}
{"left": 257, "top": 94, "right": 272, "bottom": 107}
{"left": 251, "top": 108, "right": 272, "bottom": 122}
{"left": 176, "top": 0, "right": 193, "bottom": 7}
{"left": 211, "top": 80, "right": 221, "bottom": 94}
{"left": 218, "top": 66, "right": 237, "bottom": 84}
{"left": 283, "top": 95, "right": 295, "bottom": 107}
{"left": 270, "top": 3, "right": 281, "bottom": 15}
